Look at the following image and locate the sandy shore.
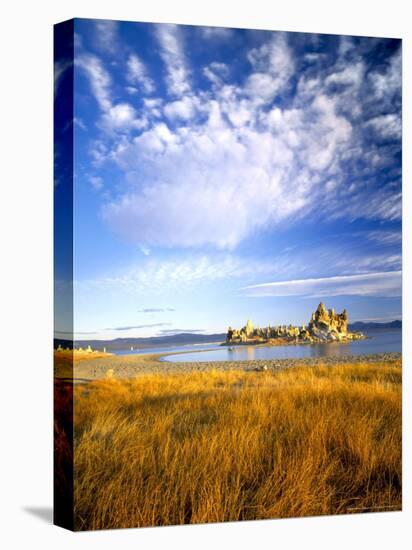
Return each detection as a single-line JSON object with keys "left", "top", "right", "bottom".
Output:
{"left": 54, "top": 349, "right": 402, "bottom": 382}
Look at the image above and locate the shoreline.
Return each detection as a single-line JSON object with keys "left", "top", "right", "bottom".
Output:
{"left": 54, "top": 350, "right": 402, "bottom": 382}
{"left": 221, "top": 336, "right": 369, "bottom": 347}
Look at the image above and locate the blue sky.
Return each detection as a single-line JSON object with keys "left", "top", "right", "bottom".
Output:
{"left": 57, "top": 19, "right": 402, "bottom": 339}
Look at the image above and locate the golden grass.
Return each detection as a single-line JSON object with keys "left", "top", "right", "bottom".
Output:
{"left": 73, "top": 361, "right": 401, "bottom": 530}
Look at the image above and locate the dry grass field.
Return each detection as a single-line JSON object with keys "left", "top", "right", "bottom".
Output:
{"left": 72, "top": 360, "right": 401, "bottom": 530}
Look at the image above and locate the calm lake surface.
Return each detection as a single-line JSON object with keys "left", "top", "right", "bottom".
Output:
{"left": 162, "top": 329, "right": 402, "bottom": 363}
{"left": 114, "top": 342, "right": 223, "bottom": 356}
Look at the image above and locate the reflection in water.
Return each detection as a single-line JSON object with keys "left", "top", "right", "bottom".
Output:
{"left": 164, "top": 329, "right": 401, "bottom": 363}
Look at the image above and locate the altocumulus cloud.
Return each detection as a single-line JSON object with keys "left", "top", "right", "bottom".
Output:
{"left": 242, "top": 271, "right": 402, "bottom": 298}
{"left": 77, "top": 25, "right": 401, "bottom": 250}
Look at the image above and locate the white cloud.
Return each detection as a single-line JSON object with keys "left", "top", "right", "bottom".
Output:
{"left": 138, "top": 308, "right": 175, "bottom": 313}
{"left": 242, "top": 271, "right": 402, "bottom": 298}
{"left": 78, "top": 255, "right": 279, "bottom": 292}
{"left": 365, "top": 114, "right": 402, "bottom": 140}
{"left": 71, "top": 322, "right": 174, "bottom": 340}
{"left": 126, "top": 54, "right": 155, "bottom": 94}
{"left": 106, "top": 103, "right": 136, "bottom": 125}
{"left": 245, "top": 73, "right": 283, "bottom": 102}
{"left": 142, "top": 97, "right": 163, "bottom": 118}
{"left": 126, "top": 86, "right": 138, "bottom": 95}
{"left": 104, "top": 116, "right": 309, "bottom": 248}
{"left": 332, "top": 188, "right": 402, "bottom": 223}
{"left": 338, "top": 36, "right": 355, "bottom": 57}
{"left": 76, "top": 54, "right": 148, "bottom": 132}
{"left": 203, "top": 62, "right": 229, "bottom": 86}
{"left": 104, "top": 322, "right": 171, "bottom": 331}
{"left": 89, "top": 140, "right": 109, "bottom": 165}
{"left": 93, "top": 20, "right": 119, "bottom": 54}
{"left": 325, "top": 62, "right": 364, "bottom": 88}
{"left": 155, "top": 24, "right": 190, "bottom": 96}
{"left": 369, "top": 48, "right": 401, "bottom": 101}
{"left": 83, "top": 33, "right": 400, "bottom": 250}
{"left": 246, "top": 34, "right": 294, "bottom": 102}
{"left": 101, "top": 103, "right": 147, "bottom": 132}
{"left": 103, "top": 73, "right": 356, "bottom": 248}
{"left": 200, "top": 27, "right": 233, "bottom": 39}
{"left": 164, "top": 96, "right": 196, "bottom": 120}
{"left": 365, "top": 230, "right": 402, "bottom": 246}
{"left": 354, "top": 253, "right": 401, "bottom": 272}
{"left": 303, "top": 94, "right": 352, "bottom": 171}
{"left": 76, "top": 54, "right": 112, "bottom": 111}
{"left": 304, "top": 52, "right": 328, "bottom": 63}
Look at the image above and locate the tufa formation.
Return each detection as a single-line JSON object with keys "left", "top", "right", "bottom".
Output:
{"left": 225, "top": 303, "right": 365, "bottom": 345}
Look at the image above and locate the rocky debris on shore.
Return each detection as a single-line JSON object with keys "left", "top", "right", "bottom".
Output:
{"left": 225, "top": 302, "right": 365, "bottom": 345}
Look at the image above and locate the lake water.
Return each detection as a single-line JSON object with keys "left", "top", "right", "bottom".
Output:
{"left": 114, "top": 342, "right": 224, "bottom": 356}
{"left": 162, "top": 329, "right": 402, "bottom": 363}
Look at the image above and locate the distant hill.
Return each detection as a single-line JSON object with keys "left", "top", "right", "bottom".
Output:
{"left": 54, "top": 332, "right": 226, "bottom": 351}
{"left": 349, "top": 320, "right": 402, "bottom": 331}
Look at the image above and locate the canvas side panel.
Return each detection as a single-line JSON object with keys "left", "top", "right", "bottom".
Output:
{"left": 53, "top": 19, "right": 74, "bottom": 531}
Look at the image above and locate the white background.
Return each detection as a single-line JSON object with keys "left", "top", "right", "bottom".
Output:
{"left": 0, "top": 0, "right": 410, "bottom": 548}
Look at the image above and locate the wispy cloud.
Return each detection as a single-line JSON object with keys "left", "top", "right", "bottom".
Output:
{"left": 200, "top": 27, "right": 234, "bottom": 40}
{"left": 155, "top": 24, "right": 190, "bottom": 96}
{"left": 368, "top": 47, "right": 401, "bottom": 102}
{"left": 76, "top": 53, "right": 146, "bottom": 132}
{"left": 55, "top": 330, "right": 97, "bottom": 335}
{"left": 246, "top": 33, "right": 295, "bottom": 102}
{"left": 138, "top": 308, "right": 175, "bottom": 313}
{"left": 331, "top": 190, "right": 402, "bottom": 223}
{"left": 104, "top": 322, "right": 171, "bottom": 331}
{"left": 78, "top": 255, "right": 280, "bottom": 292}
{"left": 203, "top": 62, "right": 229, "bottom": 87}
{"left": 76, "top": 54, "right": 112, "bottom": 111}
{"left": 93, "top": 20, "right": 120, "bottom": 54}
{"left": 75, "top": 244, "right": 402, "bottom": 295}
{"left": 126, "top": 54, "right": 155, "bottom": 94}
{"left": 242, "top": 271, "right": 402, "bottom": 298}
{"left": 364, "top": 230, "right": 402, "bottom": 246}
